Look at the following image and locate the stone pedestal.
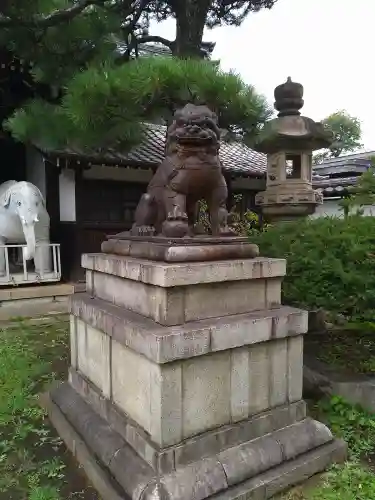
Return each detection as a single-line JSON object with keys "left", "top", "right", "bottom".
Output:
{"left": 43, "top": 243, "right": 346, "bottom": 500}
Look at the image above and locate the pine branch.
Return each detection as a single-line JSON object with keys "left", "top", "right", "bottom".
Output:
{"left": 115, "top": 34, "right": 174, "bottom": 65}
{"left": 137, "top": 35, "right": 174, "bottom": 48}
{"left": 0, "top": 0, "right": 108, "bottom": 28}
{"left": 126, "top": 0, "right": 151, "bottom": 32}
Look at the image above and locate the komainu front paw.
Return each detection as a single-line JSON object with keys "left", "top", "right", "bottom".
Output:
{"left": 219, "top": 225, "right": 237, "bottom": 237}
{"left": 167, "top": 208, "right": 188, "bottom": 221}
{"left": 162, "top": 220, "right": 189, "bottom": 238}
{"left": 130, "top": 225, "right": 156, "bottom": 237}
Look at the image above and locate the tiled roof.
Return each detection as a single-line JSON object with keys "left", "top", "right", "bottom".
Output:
{"left": 312, "top": 154, "right": 373, "bottom": 195}
{"left": 138, "top": 43, "right": 172, "bottom": 57}
{"left": 313, "top": 175, "right": 360, "bottom": 195}
{"left": 116, "top": 42, "right": 172, "bottom": 58}
{"left": 44, "top": 123, "right": 267, "bottom": 178}
{"left": 118, "top": 41, "right": 213, "bottom": 59}
{"left": 314, "top": 150, "right": 375, "bottom": 166}
{"left": 313, "top": 158, "right": 371, "bottom": 178}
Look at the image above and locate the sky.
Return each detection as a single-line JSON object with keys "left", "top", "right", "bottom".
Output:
{"left": 150, "top": 0, "right": 374, "bottom": 151}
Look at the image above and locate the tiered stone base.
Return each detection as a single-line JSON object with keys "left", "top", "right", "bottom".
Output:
{"left": 44, "top": 244, "right": 346, "bottom": 500}
{"left": 43, "top": 383, "right": 345, "bottom": 500}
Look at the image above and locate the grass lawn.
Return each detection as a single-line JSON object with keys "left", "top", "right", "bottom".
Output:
{"left": 2, "top": 316, "right": 375, "bottom": 499}
{"left": 282, "top": 396, "right": 375, "bottom": 499}
{"left": 0, "top": 316, "right": 99, "bottom": 500}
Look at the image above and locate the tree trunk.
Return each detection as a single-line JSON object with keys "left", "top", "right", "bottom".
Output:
{"left": 173, "top": 0, "right": 211, "bottom": 58}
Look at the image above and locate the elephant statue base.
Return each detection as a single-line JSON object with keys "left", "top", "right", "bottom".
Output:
{"left": 0, "top": 180, "right": 52, "bottom": 279}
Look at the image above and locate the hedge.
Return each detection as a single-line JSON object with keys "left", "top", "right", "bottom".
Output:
{"left": 251, "top": 216, "right": 375, "bottom": 323}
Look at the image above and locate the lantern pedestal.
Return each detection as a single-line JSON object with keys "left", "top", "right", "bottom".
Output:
{"left": 256, "top": 187, "right": 322, "bottom": 223}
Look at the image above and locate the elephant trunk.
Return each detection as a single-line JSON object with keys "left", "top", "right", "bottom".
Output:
{"left": 22, "top": 223, "right": 36, "bottom": 261}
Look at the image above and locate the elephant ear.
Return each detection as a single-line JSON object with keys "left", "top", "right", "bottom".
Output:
{"left": 26, "top": 184, "right": 46, "bottom": 207}
{"left": 35, "top": 187, "right": 46, "bottom": 207}
{"left": 3, "top": 189, "right": 11, "bottom": 208}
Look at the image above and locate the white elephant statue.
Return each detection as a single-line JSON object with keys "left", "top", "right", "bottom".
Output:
{"left": 0, "top": 180, "right": 52, "bottom": 276}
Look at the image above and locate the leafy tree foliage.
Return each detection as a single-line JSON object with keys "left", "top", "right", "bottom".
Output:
{"left": 149, "top": 0, "right": 279, "bottom": 58}
{"left": 314, "top": 110, "right": 363, "bottom": 164}
{"left": 6, "top": 57, "right": 272, "bottom": 151}
{"left": 1, "top": 0, "right": 277, "bottom": 150}
{"left": 0, "top": 0, "right": 279, "bottom": 82}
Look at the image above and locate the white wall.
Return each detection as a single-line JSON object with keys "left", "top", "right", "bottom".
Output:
{"left": 312, "top": 198, "right": 342, "bottom": 218}
{"left": 26, "top": 148, "right": 77, "bottom": 222}
{"left": 360, "top": 205, "right": 375, "bottom": 216}
{"left": 58, "top": 165, "right": 151, "bottom": 223}
{"left": 59, "top": 169, "right": 76, "bottom": 222}
{"left": 26, "top": 147, "right": 46, "bottom": 198}
{"left": 312, "top": 198, "right": 375, "bottom": 218}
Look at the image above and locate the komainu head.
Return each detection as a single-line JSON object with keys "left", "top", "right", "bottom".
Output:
{"left": 166, "top": 104, "right": 221, "bottom": 151}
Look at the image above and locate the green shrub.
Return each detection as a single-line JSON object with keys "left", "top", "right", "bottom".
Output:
{"left": 197, "top": 194, "right": 265, "bottom": 236}
{"left": 251, "top": 215, "right": 375, "bottom": 322}
{"left": 314, "top": 395, "right": 375, "bottom": 459}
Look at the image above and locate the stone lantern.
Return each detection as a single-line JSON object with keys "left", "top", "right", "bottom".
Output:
{"left": 255, "top": 77, "right": 333, "bottom": 222}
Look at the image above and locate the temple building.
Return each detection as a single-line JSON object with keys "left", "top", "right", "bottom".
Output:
{"left": 312, "top": 152, "right": 374, "bottom": 217}
{"left": 0, "top": 46, "right": 372, "bottom": 294}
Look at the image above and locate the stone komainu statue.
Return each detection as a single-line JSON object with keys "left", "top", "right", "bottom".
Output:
{"left": 131, "top": 103, "right": 234, "bottom": 238}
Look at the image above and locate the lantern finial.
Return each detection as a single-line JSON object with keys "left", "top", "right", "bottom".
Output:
{"left": 274, "top": 77, "right": 304, "bottom": 117}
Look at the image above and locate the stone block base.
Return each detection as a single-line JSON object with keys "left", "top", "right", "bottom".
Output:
{"left": 69, "top": 294, "right": 308, "bottom": 448}
{"left": 43, "top": 383, "right": 346, "bottom": 500}
{"left": 101, "top": 235, "right": 259, "bottom": 263}
{"left": 83, "top": 254, "right": 286, "bottom": 326}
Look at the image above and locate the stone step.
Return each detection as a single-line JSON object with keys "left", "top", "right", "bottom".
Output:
{"left": 0, "top": 283, "right": 74, "bottom": 301}
{"left": 70, "top": 292, "right": 307, "bottom": 364}
{"left": 0, "top": 283, "right": 74, "bottom": 320}
{"left": 0, "top": 300, "right": 69, "bottom": 321}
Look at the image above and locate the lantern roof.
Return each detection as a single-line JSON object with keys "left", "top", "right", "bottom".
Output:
{"left": 254, "top": 77, "right": 333, "bottom": 154}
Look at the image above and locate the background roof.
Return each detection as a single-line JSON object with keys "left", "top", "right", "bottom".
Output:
{"left": 42, "top": 123, "right": 267, "bottom": 178}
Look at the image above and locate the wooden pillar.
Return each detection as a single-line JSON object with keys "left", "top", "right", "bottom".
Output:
{"left": 224, "top": 172, "right": 233, "bottom": 211}
{"left": 71, "top": 167, "right": 86, "bottom": 282}
{"left": 44, "top": 159, "right": 60, "bottom": 244}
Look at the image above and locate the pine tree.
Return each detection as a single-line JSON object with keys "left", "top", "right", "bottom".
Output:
{"left": 1, "top": 0, "right": 278, "bottom": 150}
